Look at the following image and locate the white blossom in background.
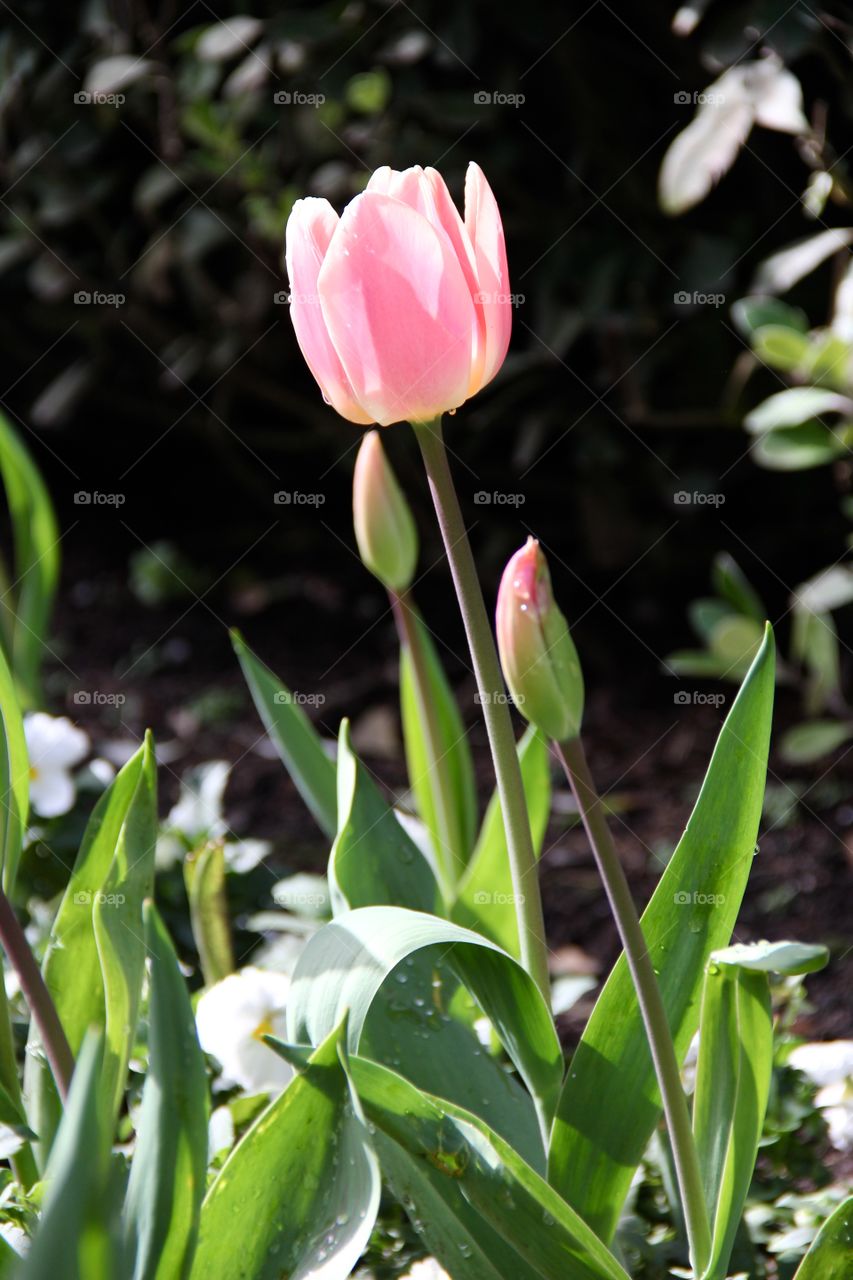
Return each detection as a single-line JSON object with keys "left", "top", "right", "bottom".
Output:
{"left": 401, "top": 1260, "right": 451, "bottom": 1280}
{"left": 789, "top": 1040, "right": 853, "bottom": 1152}
{"left": 156, "top": 760, "right": 271, "bottom": 872}
{"left": 195, "top": 967, "right": 293, "bottom": 1095}
{"left": 24, "top": 713, "right": 89, "bottom": 818}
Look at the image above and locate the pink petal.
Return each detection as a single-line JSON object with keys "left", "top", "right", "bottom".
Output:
{"left": 318, "top": 192, "right": 476, "bottom": 426}
{"left": 464, "top": 162, "right": 512, "bottom": 390}
{"left": 285, "top": 198, "right": 373, "bottom": 424}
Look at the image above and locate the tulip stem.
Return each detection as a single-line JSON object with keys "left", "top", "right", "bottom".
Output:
{"left": 389, "top": 587, "right": 464, "bottom": 898}
{"left": 412, "top": 417, "right": 551, "bottom": 1002}
{"left": 554, "top": 736, "right": 711, "bottom": 1278}
{"left": 0, "top": 889, "right": 74, "bottom": 1102}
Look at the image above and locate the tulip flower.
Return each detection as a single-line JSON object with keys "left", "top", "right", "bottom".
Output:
{"left": 496, "top": 537, "right": 584, "bottom": 743}
{"left": 284, "top": 163, "right": 511, "bottom": 426}
{"left": 353, "top": 431, "right": 418, "bottom": 592}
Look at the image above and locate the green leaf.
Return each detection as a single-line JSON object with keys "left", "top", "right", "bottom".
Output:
{"left": 751, "top": 326, "right": 811, "bottom": 372}
{"left": 731, "top": 297, "right": 809, "bottom": 338}
{"left": 792, "top": 1194, "right": 853, "bottom": 1279}
{"left": 123, "top": 903, "right": 209, "bottom": 1280}
{"left": 400, "top": 609, "right": 477, "bottom": 884}
{"left": 335, "top": 1053, "right": 631, "bottom": 1280}
{"left": 711, "top": 554, "right": 764, "bottom": 624}
{"left": 667, "top": 651, "right": 735, "bottom": 680}
{"left": 744, "top": 387, "right": 853, "bottom": 434}
{"left": 752, "top": 423, "right": 846, "bottom": 470}
{"left": 184, "top": 841, "right": 234, "bottom": 985}
{"left": 92, "top": 732, "right": 158, "bottom": 1120}
{"left": 548, "top": 625, "right": 775, "bottom": 1242}
{"left": 190, "top": 1019, "right": 380, "bottom": 1280}
{"left": 453, "top": 727, "right": 550, "bottom": 956}
{"left": 791, "top": 604, "right": 841, "bottom": 715}
{"left": 233, "top": 630, "right": 337, "bottom": 838}
{"left": 0, "top": 412, "right": 60, "bottom": 708}
{"left": 24, "top": 1032, "right": 121, "bottom": 1279}
{"left": 780, "top": 719, "right": 853, "bottom": 765}
{"left": 689, "top": 597, "right": 736, "bottom": 643}
{"left": 286, "top": 905, "right": 564, "bottom": 1140}
{"left": 693, "top": 960, "right": 772, "bottom": 1280}
{"left": 25, "top": 738, "right": 156, "bottom": 1162}
{"left": 708, "top": 614, "right": 764, "bottom": 676}
{"left": 0, "top": 643, "right": 28, "bottom": 894}
{"left": 331, "top": 721, "right": 439, "bottom": 914}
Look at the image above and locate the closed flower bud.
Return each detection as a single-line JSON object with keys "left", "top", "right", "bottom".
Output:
{"left": 496, "top": 537, "right": 584, "bottom": 742}
{"left": 353, "top": 431, "right": 418, "bottom": 592}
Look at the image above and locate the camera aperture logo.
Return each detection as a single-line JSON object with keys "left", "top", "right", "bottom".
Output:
{"left": 673, "top": 890, "right": 725, "bottom": 906}
{"left": 74, "top": 890, "right": 126, "bottom": 907}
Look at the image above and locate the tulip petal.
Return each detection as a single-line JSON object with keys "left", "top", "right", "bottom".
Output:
{"left": 465, "top": 162, "right": 512, "bottom": 390}
{"left": 318, "top": 192, "right": 476, "bottom": 426}
{"left": 285, "top": 198, "right": 373, "bottom": 424}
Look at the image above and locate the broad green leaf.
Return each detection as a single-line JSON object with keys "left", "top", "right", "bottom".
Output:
{"left": 689, "top": 598, "right": 735, "bottom": 643}
{"left": 25, "top": 739, "right": 155, "bottom": 1163}
{"left": 708, "top": 614, "right": 764, "bottom": 676}
{"left": 184, "top": 840, "right": 233, "bottom": 985}
{"left": 190, "top": 1019, "right": 379, "bottom": 1280}
{"left": 92, "top": 732, "right": 158, "bottom": 1119}
{"left": 338, "top": 1053, "right": 631, "bottom": 1280}
{"left": 329, "top": 727, "right": 543, "bottom": 1165}
{"left": 780, "top": 719, "right": 853, "bottom": 764}
{"left": 286, "top": 905, "right": 564, "bottom": 1140}
{"left": 744, "top": 387, "right": 853, "bottom": 434}
{"left": 792, "top": 1194, "right": 853, "bottom": 1279}
{"left": 791, "top": 604, "right": 841, "bottom": 715}
{"left": 0, "top": 642, "right": 28, "bottom": 894}
{"left": 232, "top": 630, "right": 337, "bottom": 838}
{"left": 667, "top": 651, "right": 734, "bottom": 679}
{"left": 751, "top": 325, "right": 811, "bottom": 371}
{"left": 548, "top": 625, "right": 775, "bottom": 1242}
{"left": 453, "top": 727, "right": 550, "bottom": 956}
{"left": 0, "top": 413, "right": 60, "bottom": 709}
{"left": 752, "top": 423, "right": 846, "bottom": 470}
{"left": 331, "top": 721, "right": 439, "bottom": 914}
{"left": 123, "top": 903, "right": 209, "bottom": 1280}
{"left": 400, "top": 608, "right": 477, "bottom": 885}
{"left": 23, "top": 1032, "right": 121, "bottom": 1279}
{"left": 807, "top": 334, "right": 852, "bottom": 388}
{"left": 731, "top": 296, "right": 808, "bottom": 338}
{"left": 711, "top": 553, "right": 764, "bottom": 624}
{"left": 693, "top": 962, "right": 772, "bottom": 1280}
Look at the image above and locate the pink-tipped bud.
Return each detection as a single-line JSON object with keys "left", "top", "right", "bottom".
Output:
{"left": 353, "top": 431, "right": 418, "bottom": 592}
{"left": 496, "top": 537, "right": 584, "bottom": 742}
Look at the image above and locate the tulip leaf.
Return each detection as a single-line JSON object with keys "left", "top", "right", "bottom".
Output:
{"left": 190, "top": 1018, "right": 380, "bottom": 1280}
{"left": 184, "top": 840, "right": 234, "bottom": 985}
{"left": 287, "top": 905, "right": 564, "bottom": 1143}
{"left": 333, "top": 1052, "right": 631, "bottom": 1280}
{"left": 792, "top": 1194, "right": 853, "bottom": 1279}
{"left": 400, "top": 608, "right": 477, "bottom": 883}
{"left": 92, "top": 731, "right": 158, "bottom": 1120}
{"left": 25, "top": 1032, "right": 122, "bottom": 1279}
{"left": 123, "top": 902, "right": 209, "bottom": 1280}
{"left": 25, "top": 737, "right": 156, "bottom": 1162}
{"left": 232, "top": 630, "right": 337, "bottom": 838}
{"left": 548, "top": 625, "right": 775, "bottom": 1242}
{"left": 453, "top": 726, "right": 550, "bottom": 957}
{"left": 0, "top": 642, "right": 28, "bottom": 895}
{"left": 0, "top": 411, "right": 60, "bottom": 709}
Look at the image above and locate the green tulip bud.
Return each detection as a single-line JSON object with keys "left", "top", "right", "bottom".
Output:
{"left": 496, "top": 537, "right": 584, "bottom": 742}
{"left": 352, "top": 431, "right": 418, "bottom": 592}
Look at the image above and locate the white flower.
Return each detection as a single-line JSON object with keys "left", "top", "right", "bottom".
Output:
{"left": 195, "top": 967, "right": 293, "bottom": 1095}
{"left": 24, "top": 713, "right": 89, "bottom": 818}
{"left": 401, "top": 1261, "right": 451, "bottom": 1280}
{"left": 789, "top": 1040, "right": 853, "bottom": 1152}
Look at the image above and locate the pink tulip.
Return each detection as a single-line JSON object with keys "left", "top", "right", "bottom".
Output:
{"left": 284, "top": 164, "right": 512, "bottom": 427}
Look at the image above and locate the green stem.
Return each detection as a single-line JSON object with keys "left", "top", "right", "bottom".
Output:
{"left": 390, "top": 587, "right": 462, "bottom": 897}
{"left": 0, "top": 890, "right": 73, "bottom": 1101}
{"left": 0, "top": 974, "right": 37, "bottom": 1188}
{"left": 412, "top": 417, "right": 550, "bottom": 1002}
{"left": 555, "top": 736, "right": 711, "bottom": 1277}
